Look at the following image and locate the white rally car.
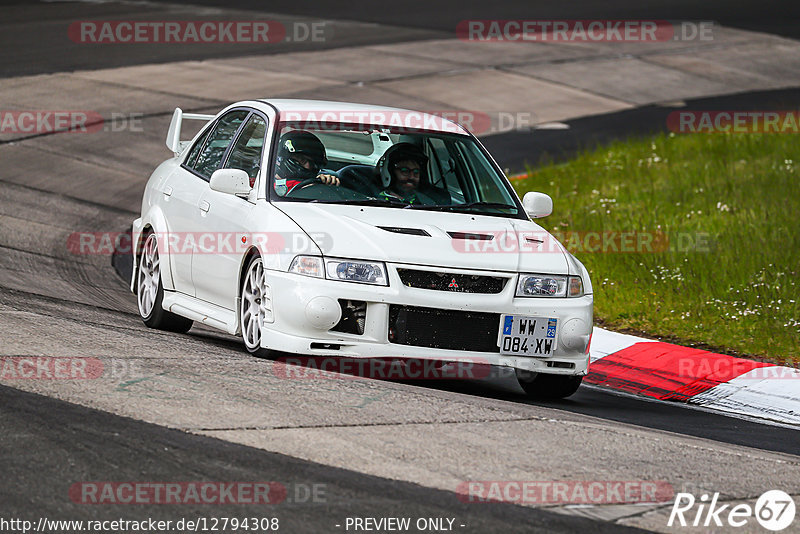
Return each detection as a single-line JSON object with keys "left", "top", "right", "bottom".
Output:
{"left": 131, "top": 99, "right": 593, "bottom": 398}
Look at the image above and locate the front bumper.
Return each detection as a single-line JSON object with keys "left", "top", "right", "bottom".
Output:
{"left": 262, "top": 263, "right": 592, "bottom": 375}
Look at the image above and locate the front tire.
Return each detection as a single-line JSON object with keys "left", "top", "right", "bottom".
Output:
{"left": 136, "top": 232, "right": 193, "bottom": 333}
{"left": 240, "top": 255, "right": 272, "bottom": 358}
{"left": 516, "top": 370, "right": 583, "bottom": 399}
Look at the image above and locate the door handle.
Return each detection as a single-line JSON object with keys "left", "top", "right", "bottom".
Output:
{"left": 199, "top": 200, "right": 210, "bottom": 213}
{"left": 163, "top": 186, "right": 173, "bottom": 197}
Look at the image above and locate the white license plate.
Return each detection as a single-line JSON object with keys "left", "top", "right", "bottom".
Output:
{"left": 498, "top": 315, "right": 558, "bottom": 356}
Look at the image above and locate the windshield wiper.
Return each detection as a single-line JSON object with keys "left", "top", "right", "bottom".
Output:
{"left": 309, "top": 197, "right": 407, "bottom": 207}
{"left": 308, "top": 198, "right": 518, "bottom": 212}
{"left": 406, "top": 202, "right": 518, "bottom": 212}
{"left": 449, "top": 202, "right": 518, "bottom": 211}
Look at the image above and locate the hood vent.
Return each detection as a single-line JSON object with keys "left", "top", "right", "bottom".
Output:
{"left": 378, "top": 226, "right": 430, "bottom": 237}
{"left": 447, "top": 231, "right": 494, "bottom": 241}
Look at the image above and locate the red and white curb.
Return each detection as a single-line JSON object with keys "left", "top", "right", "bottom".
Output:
{"left": 587, "top": 327, "right": 800, "bottom": 427}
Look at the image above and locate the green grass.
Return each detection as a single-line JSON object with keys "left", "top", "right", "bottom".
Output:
{"left": 513, "top": 132, "right": 800, "bottom": 364}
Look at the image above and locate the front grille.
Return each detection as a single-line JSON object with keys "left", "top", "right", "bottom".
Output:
{"left": 397, "top": 269, "right": 507, "bottom": 294}
{"left": 388, "top": 305, "right": 500, "bottom": 352}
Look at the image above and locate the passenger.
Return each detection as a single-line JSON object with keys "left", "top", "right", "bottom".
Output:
{"left": 274, "top": 131, "right": 339, "bottom": 195}
{"left": 376, "top": 143, "right": 431, "bottom": 204}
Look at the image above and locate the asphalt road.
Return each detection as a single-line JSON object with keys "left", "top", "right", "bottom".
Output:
{"left": 0, "top": 1, "right": 443, "bottom": 77}
{"left": 155, "top": 0, "right": 798, "bottom": 39}
{"left": 3, "top": 0, "right": 798, "bottom": 77}
{"left": 483, "top": 87, "right": 800, "bottom": 168}
{"left": 1, "top": 384, "right": 644, "bottom": 534}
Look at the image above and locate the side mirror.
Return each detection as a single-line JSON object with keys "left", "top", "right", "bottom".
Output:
{"left": 522, "top": 192, "right": 553, "bottom": 219}
{"left": 210, "top": 169, "right": 251, "bottom": 196}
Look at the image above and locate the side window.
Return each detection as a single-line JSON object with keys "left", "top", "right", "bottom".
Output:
{"left": 191, "top": 110, "right": 249, "bottom": 180}
{"left": 184, "top": 124, "right": 214, "bottom": 169}
{"left": 224, "top": 114, "right": 267, "bottom": 187}
{"left": 458, "top": 141, "right": 514, "bottom": 204}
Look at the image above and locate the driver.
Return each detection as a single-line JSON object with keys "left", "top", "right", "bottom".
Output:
{"left": 274, "top": 131, "right": 339, "bottom": 195}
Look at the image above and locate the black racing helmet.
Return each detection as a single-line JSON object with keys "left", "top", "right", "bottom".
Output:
{"left": 377, "top": 142, "right": 429, "bottom": 189}
{"left": 275, "top": 131, "right": 327, "bottom": 181}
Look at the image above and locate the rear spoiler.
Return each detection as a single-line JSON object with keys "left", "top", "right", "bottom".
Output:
{"left": 166, "top": 107, "right": 215, "bottom": 156}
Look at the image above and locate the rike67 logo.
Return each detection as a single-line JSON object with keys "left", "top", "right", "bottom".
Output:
{"left": 669, "top": 490, "right": 796, "bottom": 531}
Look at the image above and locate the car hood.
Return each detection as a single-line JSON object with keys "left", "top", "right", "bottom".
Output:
{"left": 275, "top": 203, "right": 570, "bottom": 274}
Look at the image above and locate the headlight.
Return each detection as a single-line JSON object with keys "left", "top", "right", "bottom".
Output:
{"left": 289, "top": 255, "right": 324, "bottom": 278}
{"left": 326, "top": 258, "right": 387, "bottom": 285}
{"left": 289, "top": 255, "right": 388, "bottom": 285}
{"left": 516, "top": 274, "right": 583, "bottom": 297}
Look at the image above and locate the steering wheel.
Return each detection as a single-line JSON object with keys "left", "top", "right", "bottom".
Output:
{"left": 285, "top": 173, "right": 377, "bottom": 197}
{"left": 337, "top": 171, "right": 379, "bottom": 195}
{"left": 283, "top": 177, "right": 356, "bottom": 202}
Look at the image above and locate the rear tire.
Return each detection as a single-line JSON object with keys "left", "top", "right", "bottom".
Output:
{"left": 240, "top": 255, "right": 273, "bottom": 358}
{"left": 516, "top": 370, "right": 583, "bottom": 399}
{"left": 136, "top": 232, "right": 193, "bottom": 333}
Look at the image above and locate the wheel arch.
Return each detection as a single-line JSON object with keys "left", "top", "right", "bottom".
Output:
{"left": 133, "top": 207, "right": 176, "bottom": 292}
{"left": 131, "top": 223, "right": 153, "bottom": 293}
{"left": 234, "top": 246, "right": 261, "bottom": 336}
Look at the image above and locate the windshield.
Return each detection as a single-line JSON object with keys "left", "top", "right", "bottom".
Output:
{"left": 270, "top": 121, "right": 524, "bottom": 218}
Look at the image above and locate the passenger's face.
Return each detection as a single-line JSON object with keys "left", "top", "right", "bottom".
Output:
{"left": 393, "top": 160, "right": 421, "bottom": 194}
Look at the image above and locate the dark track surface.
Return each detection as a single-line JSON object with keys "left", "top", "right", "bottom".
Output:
{"left": 0, "top": 384, "right": 646, "bottom": 533}
{"left": 418, "top": 378, "right": 800, "bottom": 456}
{"left": 118, "top": 0, "right": 800, "bottom": 39}
{"left": 0, "top": 1, "right": 444, "bottom": 78}
{"left": 482, "top": 87, "right": 800, "bottom": 170}
{"left": 2, "top": 1, "right": 796, "bottom": 78}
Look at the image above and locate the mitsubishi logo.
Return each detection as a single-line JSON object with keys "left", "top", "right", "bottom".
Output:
{"left": 448, "top": 278, "right": 459, "bottom": 289}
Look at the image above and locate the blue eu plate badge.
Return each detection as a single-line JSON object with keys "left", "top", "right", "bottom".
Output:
{"left": 503, "top": 316, "right": 514, "bottom": 336}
